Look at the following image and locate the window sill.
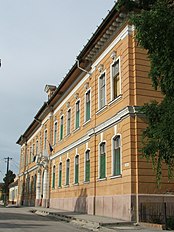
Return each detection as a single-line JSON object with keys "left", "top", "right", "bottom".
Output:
{"left": 58, "top": 186, "right": 62, "bottom": 189}
{"left": 97, "top": 177, "right": 107, "bottom": 182}
{"left": 83, "top": 119, "right": 91, "bottom": 127}
{"left": 83, "top": 181, "right": 90, "bottom": 184}
{"left": 108, "top": 95, "right": 122, "bottom": 106}
{"left": 73, "top": 127, "right": 80, "bottom": 133}
{"left": 110, "top": 175, "right": 122, "bottom": 179}
{"left": 96, "top": 105, "right": 107, "bottom": 115}
{"left": 64, "top": 184, "right": 70, "bottom": 188}
{"left": 73, "top": 183, "right": 79, "bottom": 186}
{"left": 65, "top": 133, "right": 71, "bottom": 138}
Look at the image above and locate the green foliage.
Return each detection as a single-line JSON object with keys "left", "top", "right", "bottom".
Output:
{"left": 3, "top": 170, "right": 16, "bottom": 191}
{"left": 116, "top": 0, "right": 174, "bottom": 182}
{"left": 141, "top": 98, "right": 174, "bottom": 183}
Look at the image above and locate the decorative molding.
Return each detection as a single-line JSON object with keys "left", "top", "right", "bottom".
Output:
{"left": 110, "top": 51, "right": 117, "bottom": 60}
{"left": 50, "top": 106, "right": 140, "bottom": 161}
{"left": 98, "top": 64, "right": 104, "bottom": 73}
{"left": 74, "top": 93, "right": 79, "bottom": 99}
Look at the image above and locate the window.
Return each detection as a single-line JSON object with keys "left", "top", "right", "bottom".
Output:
{"left": 36, "top": 140, "right": 39, "bottom": 155}
{"left": 52, "top": 165, "right": 56, "bottom": 189}
{"left": 54, "top": 122, "right": 58, "bottom": 145}
{"left": 113, "top": 136, "right": 121, "bottom": 176}
{"left": 60, "top": 116, "right": 64, "bottom": 140}
{"left": 30, "top": 146, "right": 32, "bottom": 163}
{"left": 32, "top": 144, "right": 35, "bottom": 162}
{"left": 112, "top": 59, "right": 120, "bottom": 99}
{"left": 75, "top": 101, "right": 80, "bottom": 129}
{"left": 85, "top": 150, "right": 90, "bottom": 182}
{"left": 99, "top": 73, "right": 106, "bottom": 108}
{"left": 74, "top": 155, "right": 79, "bottom": 184}
{"left": 34, "top": 174, "right": 37, "bottom": 193}
{"left": 67, "top": 109, "right": 71, "bottom": 135}
{"left": 58, "top": 163, "right": 62, "bottom": 187}
{"left": 66, "top": 159, "right": 70, "bottom": 185}
{"left": 44, "top": 130, "right": 47, "bottom": 150}
{"left": 100, "top": 142, "right": 106, "bottom": 179}
{"left": 85, "top": 90, "right": 91, "bottom": 121}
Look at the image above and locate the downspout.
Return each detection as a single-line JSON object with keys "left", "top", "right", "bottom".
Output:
{"left": 76, "top": 59, "right": 91, "bottom": 76}
{"left": 93, "top": 65, "right": 97, "bottom": 215}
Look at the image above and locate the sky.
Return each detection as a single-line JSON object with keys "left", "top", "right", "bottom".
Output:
{"left": 0, "top": 0, "right": 115, "bottom": 182}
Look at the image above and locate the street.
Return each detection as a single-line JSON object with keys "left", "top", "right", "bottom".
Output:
{"left": 0, "top": 206, "right": 88, "bottom": 232}
{"left": 0, "top": 206, "right": 170, "bottom": 232}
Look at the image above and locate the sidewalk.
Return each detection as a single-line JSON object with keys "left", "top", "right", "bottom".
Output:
{"left": 29, "top": 206, "right": 166, "bottom": 231}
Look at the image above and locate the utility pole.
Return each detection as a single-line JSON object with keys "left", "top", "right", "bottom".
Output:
{"left": 4, "top": 157, "right": 12, "bottom": 206}
{"left": 4, "top": 157, "right": 12, "bottom": 174}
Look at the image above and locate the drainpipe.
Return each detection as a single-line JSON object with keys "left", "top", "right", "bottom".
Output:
{"left": 76, "top": 59, "right": 91, "bottom": 76}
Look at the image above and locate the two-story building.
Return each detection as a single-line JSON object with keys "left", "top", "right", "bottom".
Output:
{"left": 17, "top": 3, "right": 174, "bottom": 221}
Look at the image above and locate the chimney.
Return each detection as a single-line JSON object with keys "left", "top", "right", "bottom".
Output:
{"left": 44, "top": 85, "right": 57, "bottom": 100}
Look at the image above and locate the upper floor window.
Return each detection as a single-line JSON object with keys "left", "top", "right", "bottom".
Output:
{"left": 67, "top": 109, "right": 71, "bottom": 135}
{"left": 30, "top": 146, "right": 32, "bottom": 163}
{"left": 54, "top": 121, "right": 58, "bottom": 145}
{"left": 99, "top": 73, "right": 106, "bottom": 109}
{"left": 99, "top": 142, "right": 106, "bottom": 179}
{"left": 85, "top": 90, "right": 91, "bottom": 121}
{"left": 75, "top": 100, "right": 80, "bottom": 129}
{"left": 44, "top": 130, "right": 47, "bottom": 150}
{"left": 60, "top": 116, "right": 64, "bottom": 140}
{"left": 113, "top": 135, "right": 121, "bottom": 176}
{"left": 74, "top": 155, "right": 79, "bottom": 184}
{"left": 36, "top": 140, "right": 39, "bottom": 155}
{"left": 111, "top": 59, "right": 120, "bottom": 100}
{"left": 85, "top": 150, "right": 90, "bottom": 182}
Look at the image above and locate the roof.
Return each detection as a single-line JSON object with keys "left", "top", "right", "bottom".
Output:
{"left": 17, "top": 3, "right": 128, "bottom": 145}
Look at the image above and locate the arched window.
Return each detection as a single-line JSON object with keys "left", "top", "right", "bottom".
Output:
{"left": 74, "top": 155, "right": 79, "bottom": 184}
{"left": 85, "top": 150, "right": 90, "bottom": 182}
{"left": 58, "top": 162, "right": 62, "bottom": 187}
{"left": 66, "top": 159, "right": 70, "bottom": 185}
{"left": 100, "top": 142, "right": 106, "bottom": 179}
{"left": 113, "top": 135, "right": 121, "bottom": 176}
{"left": 52, "top": 165, "right": 56, "bottom": 189}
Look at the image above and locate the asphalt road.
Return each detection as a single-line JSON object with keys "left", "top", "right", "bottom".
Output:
{"left": 0, "top": 206, "right": 88, "bottom": 232}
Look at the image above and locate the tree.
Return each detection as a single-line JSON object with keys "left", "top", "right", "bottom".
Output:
{"left": 117, "top": 0, "right": 174, "bottom": 183}
{"left": 2, "top": 170, "right": 16, "bottom": 204}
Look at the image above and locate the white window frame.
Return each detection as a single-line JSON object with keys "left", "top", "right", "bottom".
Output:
{"left": 98, "top": 140, "right": 107, "bottom": 179}
{"left": 110, "top": 56, "right": 121, "bottom": 101}
{"left": 59, "top": 115, "right": 64, "bottom": 141}
{"left": 111, "top": 134, "right": 122, "bottom": 177}
{"left": 65, "top": 158, "right": 70, "bottom": 186}
{"left": 44, "top": 129, "right": 47, "bottom": 150}
{"left": 84, "top": 88, "right": 91, "bottom": 122}
{"left": 74, "top": 154, "right": 79, "bottom": 184}
{"left": 75, "top": 99, "right": 80, "bottom": 129}
{"left": 66, "top": 108, "right": 71, "bottom": 135}
{"left": 53, "top": 121, "right": 58, "bottom": 145}
{"left": 84, "top": 149, "right": 90, "bottom": 182}
{"left": 98, "top": 71, "right": 107, "bottom": 110}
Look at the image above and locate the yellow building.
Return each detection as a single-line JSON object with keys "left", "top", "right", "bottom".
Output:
{"left": 17, "top": 4, "right": 174, "bottom": 221}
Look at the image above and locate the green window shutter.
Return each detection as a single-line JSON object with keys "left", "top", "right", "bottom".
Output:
{"left": 60, "top": 124, "right": 63, "bottom": 140}
{"left": 114, "top": 148, "right": 121, "bottom": 176}
{"left": 59, "top": 169, "right": 62, "bottom": 187}
{"left": 86, "top": 101, "right": 90, "bottom": 121}
{"left": 75, "top": 164, "right": 79, "bottom": 184}
{"left": 85, "top": 160, "right": 90, "bottom": 182}
{"left": 100, "top": 154, "right": 106, "bottom": 179}
{"left": 52, "top": 172, "right": 55, "bottom": 189}
{"left": 66, "top": 168, "right": 69, "bottom": 185}
{"left": 76, "top": 110, "right": 80, "bottom": 129}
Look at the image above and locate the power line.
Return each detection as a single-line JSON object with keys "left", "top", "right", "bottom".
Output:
{"left": 4, "top": 157, "right": 12, "bottom": 174}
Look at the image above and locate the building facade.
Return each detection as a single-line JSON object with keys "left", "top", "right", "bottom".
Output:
{"left": 17, "top": 4, "right": 174, "bottom": 221}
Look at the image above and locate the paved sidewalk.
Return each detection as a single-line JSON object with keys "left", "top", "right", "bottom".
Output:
{"left": 29, "top": 206, "right": 166, "bottom": 232}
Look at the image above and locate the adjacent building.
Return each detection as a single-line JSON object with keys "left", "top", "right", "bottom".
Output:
{"left": 17, "top": 4, "right": 174, "bottom": 221}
